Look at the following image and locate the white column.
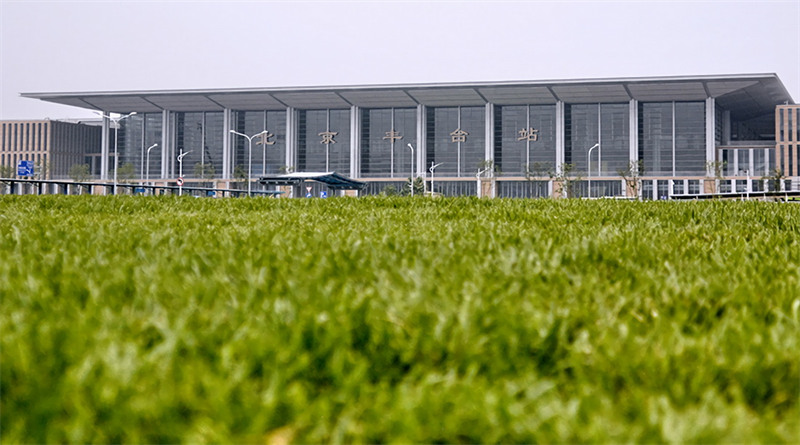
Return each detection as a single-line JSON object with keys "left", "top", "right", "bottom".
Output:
{"left": 286, "top": 107, "right": 297, "bottom": 172}
{"left": 160, "top": 110, "right": 170, "bottom": 180}
{"left": 222, "top": 108, "right": 231, "bottom": 180}
{"left": 629, "top": 99, "right": 638, "bottom": 164}
{"left": 485, "top": 103, "right": 494, "bottom": 175}
{"left": 100, "top": 117, "right": 110, "bottom": 180}
{"left": 350, "top": 105, "right": 360, "bottom": 178}
{"left": 555, "top": 101, "right": 565, "bottom": 173}
{"left": 417, "top": 104, "right": 426, "bottom": 177}
{"left": 705, "top": 97, "right": 716, "bottom": 176}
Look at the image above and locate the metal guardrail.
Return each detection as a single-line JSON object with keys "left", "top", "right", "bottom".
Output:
{"left": 0, "top": 178, "right": 281, "bottom": 198}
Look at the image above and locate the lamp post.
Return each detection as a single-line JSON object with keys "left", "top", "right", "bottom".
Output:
{"left": 145, "top": 143, "right": 158, "bottom": 189}
{"left": 177, "top": 149, "right": 192, "bottom": 196}
{"left": 429, "top": 161, "right": 443, "bottom": 197}
{"left": 407, "top": 143, "right": 415, "bottom": 197}
{"left": 230, "top": 129, "right": 268, "bottom": 197}
{"left": 95, "top": 111, "right": 137, "bottom": 195}
{"left": 740, "top": 169, "right": 750, "bottom": 200}
{"left": 475, "top": 167, "right": 489, "bottom": 198}
{"left": 586, "top": 143, "right": 600, "bottom": 198}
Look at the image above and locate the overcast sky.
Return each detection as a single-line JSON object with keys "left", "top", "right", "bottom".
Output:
{"left": 1, "top": 0, "right": 798, "bottom": 120}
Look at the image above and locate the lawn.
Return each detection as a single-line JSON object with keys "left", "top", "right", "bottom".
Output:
{"left": 1, "top": 196, "right": 798, "bottom": 443}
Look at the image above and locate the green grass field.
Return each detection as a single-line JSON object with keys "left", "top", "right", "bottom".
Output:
{"left": 1, "top": 196, "right": 798, "bottom": 443}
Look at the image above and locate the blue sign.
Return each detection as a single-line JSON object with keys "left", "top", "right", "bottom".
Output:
{"left": 320, "top": 191, "right": 328, "bottom": 198}
{"left": 306, "top": 192, "right": 313, "bottom": 198}
{"left": 17, "top": 160, "right": 34, "bottom": 177}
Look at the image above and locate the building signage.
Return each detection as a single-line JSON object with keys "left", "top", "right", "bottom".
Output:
{"left": 17, "top": 160, "right": 34, "bottom": 177}
{"left": 319, "top": 131, "right": 338, "bottom": 144}
{"left": 517, "top": 127, "right": 539, "bottom": 142}
{"left": 450, "top": 128, "right": 468, "bottom": 143}
{"left": 383, "top": 130, "right": 403, "bottom": 142}
{"left": 256, "top": 131, "right": 276, "bottom": 146}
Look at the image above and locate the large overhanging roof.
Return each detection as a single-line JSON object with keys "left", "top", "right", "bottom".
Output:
{"left": 22, "top": 73, "right": 794, "bottom": 121}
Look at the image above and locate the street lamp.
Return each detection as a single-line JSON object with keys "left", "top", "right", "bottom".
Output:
{"left": 586, "top": 143, "right": 600, "bottom": 198}
{"left": 95, "top": 111, "right": 137, "bottom": 195}
{"left": 177, "top": 149, "right": 192, "bottom": 196}
{"left": 230, "top": 129, "right": 268, "bottom": 197}
{"left": 407, "top": 143, "right": 415, "bottom": 197}
{"left": 429, "top": 161, "right": 443, "bottom": 197}
{"left": 739, "top": 169, "right": 750, "bottom": 200}
{"left": 145, "top": 143, "right": 158, "bottom": 188}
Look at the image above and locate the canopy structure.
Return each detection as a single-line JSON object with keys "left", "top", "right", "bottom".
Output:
{"left": 22, "top": 73, "right": 794, "bottom": 122}
{"left": 258, "top": 172, "right": 366, "bottom": 190}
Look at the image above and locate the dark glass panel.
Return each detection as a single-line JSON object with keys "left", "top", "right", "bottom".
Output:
{"left": 674, "top": 102, "right": 706, "bottom": 176}
{"left": 143, "top": 113, "right": 162, "bottom": 180}
{"left": 565, "top": 104, "right": 599, "bottom": 175}
{"left": 203, "top": 112, "right": 224, "bottom": 180}
{"left": 639, "top": 103, "right": 673, "bottom": 175}
{"left": 298, "top": 109, "right": 350, "bottom": 175}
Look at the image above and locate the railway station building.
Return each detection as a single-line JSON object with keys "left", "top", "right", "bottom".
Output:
{"left": 22, "top": 73, "right": 797, "bottom": 198}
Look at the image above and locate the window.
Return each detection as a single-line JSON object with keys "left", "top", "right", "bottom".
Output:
{"left": 360, "top": 108, "right": 416, "bottom": 178}
{"left": 298, "top": 109, "right": 350, "bottom": 175}
{"left": 425, "top": 106, "right": 485, "bottom": 177}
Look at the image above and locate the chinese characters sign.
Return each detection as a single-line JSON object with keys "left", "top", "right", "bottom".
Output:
{"left": 517, "top": 127, "right": 539, "bottom": 142}
{"left": 383, "top": 130, "right": 403, "bottom": 142}
{"left": 319, "top": 131, "right": 338, "bottom": 144}
{"left": 450, "top": 128, "right": 469, "bottom": 143}
{"left": 256, "top": 131, "right": 276, "bottom": 146}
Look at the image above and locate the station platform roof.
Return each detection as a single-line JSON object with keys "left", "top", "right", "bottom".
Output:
{"left": 257, "top": 172, "right": 366, "bottom": 190}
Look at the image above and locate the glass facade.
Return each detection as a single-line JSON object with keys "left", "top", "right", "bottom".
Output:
{"left": 298, "top": 109, "right": 350, "bottom": 175}
{"left": 638, "top": 102, "right": 706, "bottom": 176}
{"left": 231, "top": 110, "right": 287, "bottom": 176}
{"left": 360, "top": 108, "right": 416, "bottom": 178}
{"left": 565, "top": 103, "right": 629, "bottom": 177}
{"left": 83, "top": 84, "right": 770, "bottom": 200}
{"left": 426, "top": 106, "right": 485, "bottom": 177}
{"left": 494, "top": 105, "right": 556, "bottom": 177}
{"left": 118, "top": 113, "right": 162, "bottom": 179}
{"left": 171, "top": 112, "right": 224, "bottom": 180}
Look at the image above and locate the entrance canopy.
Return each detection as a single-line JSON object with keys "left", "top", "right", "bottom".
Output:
{"left": 258, "top": 172, "right": 366, "bottom": 190}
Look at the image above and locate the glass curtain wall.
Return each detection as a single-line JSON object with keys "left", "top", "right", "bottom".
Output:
{"left": 565, "top": 103, "right": 629, "bottom": 177}
{"left": 231, "top": 110, "right": 287, "bottom": 177}
{"left": 639, "top": 102, "right": 705, "bottom": 176}
{"left": 360, "top": 108, "right": 416, "bottom": 178}
{"left": 170, "top": 112, "right": 225, "bottom": 180}
{"left": 298, "top": 109, "right": 351, "bottom": 175}
{"left": 494, "top": 105, "right": 556, "bottom": 177}
{"left": 118, "top": 113, "right": 162, "bottom": 179}
{"left": 674, "top": 103, "right": 706, "bottom": 176}
{"left": 425, "top": 106, "right": 485, "bottom": 177}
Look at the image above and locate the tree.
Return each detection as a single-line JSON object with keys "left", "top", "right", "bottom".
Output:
{"left": 69, "top": 164, "right": 91, "bottom": 182}
{"left": 233, "top": 165, "right": 248, "bottom": 190}
{"left": 477, "top": 159, "right": 501, "bottom": 177}
{"left": 69, "top": 164, "right": 91, "bottom": 195}
{"left": 765, "top": 167, "right": 786, "bottom": 192}
{"left": 381, "top": 184, "right": 400, "bottom": 196}
{"left": 117, "top": 163, "right": 135, "bottom": 184}
{"left": 0, "top": 165, "right": 14, "bottom": 178}
{"left": 193, "top": 162, "right": 215, "bottom": 181}
{"left": 402, "top": 177, "right": 425, "bottom": 196}
{"left": 618, "top": 160, "right": 645, "bottom": 199}
{"left": 524, "top": 162, "right": 551, "bottom": 182}
{"left": 705, "top": 160, "right": 727, "bottom": 179}
{"left": 34, "top": 159, "right": 51, "bottom": 180}
{"left": 549, "top": 163, "right": 582, "bottom": 198}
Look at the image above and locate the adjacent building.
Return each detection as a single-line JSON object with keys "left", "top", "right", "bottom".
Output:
{"left": 21, "top": 74, "right": 796, "bottom": 197}
{"left": 0, "top": 119, "right": 102, "bottom": 179}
